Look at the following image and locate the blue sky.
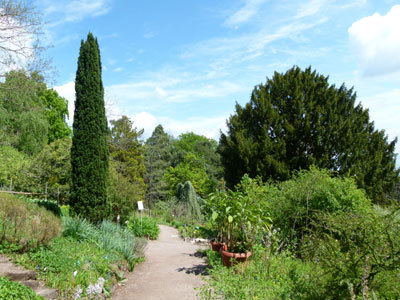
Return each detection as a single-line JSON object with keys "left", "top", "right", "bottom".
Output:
{"left": 36, "top": 0, "right": 400, "bottom": 155}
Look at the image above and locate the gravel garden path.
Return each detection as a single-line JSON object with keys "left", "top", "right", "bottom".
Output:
{"left": 112, "top": 224, "right": 208, "bottom": 300}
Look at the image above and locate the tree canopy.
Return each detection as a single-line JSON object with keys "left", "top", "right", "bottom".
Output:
{"left": 108, "top": 115, "right": 146, "bottom": 221}
{"left": 144, "top": 125, "right": 174, "bottom": 206}
{"left": 219, "top": 66, "right": 399, "bottom": 203}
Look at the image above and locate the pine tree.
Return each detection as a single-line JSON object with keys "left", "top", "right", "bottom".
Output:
{"left": 219, "top": 66, "right": 399, "bottom": 203}
{"left": 70, "top": 33, "right": 109, "bottom": 222}
{"left": 144, "top": 125, "right": 173, "bottom": 207}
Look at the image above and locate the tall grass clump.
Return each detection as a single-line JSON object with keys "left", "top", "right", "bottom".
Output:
{"left": 0, "top": 194, "right": 61, "bottom": 252}
{"left": 62, "top": 216, "right": 96, "bottom": 242}
{"left": 62, "top": 216, "right": 146, "bottom": 270}
{"left": 96, "top": 220, "right": 146, "bottom": 270}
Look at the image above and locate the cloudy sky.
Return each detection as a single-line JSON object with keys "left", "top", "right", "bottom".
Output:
{"left": 37, "top": 0, "right": 400, "bottom": 153}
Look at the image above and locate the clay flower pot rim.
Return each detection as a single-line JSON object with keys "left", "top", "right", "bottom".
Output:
{"left": 221, "top": 250, "right": 252, "bottom": 258}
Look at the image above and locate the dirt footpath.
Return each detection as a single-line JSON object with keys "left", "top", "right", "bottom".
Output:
{"left": 112, "top": 224, "right": 208, "bottom": 300}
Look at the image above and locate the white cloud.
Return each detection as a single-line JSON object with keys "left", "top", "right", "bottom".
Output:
{"left": 224, "top": 0, "right": 268, "bottom": 27}
{"left": 113, "top": 67, "right": 123, "bottom": 72}
{"left": 130, "top": 112, "right": 228, "bottom": 140}
{"left": 43, "top": 0, "right": 111, "bottom": 26}
{"left": 54, "top": 81, "right": 123, "bottom": 126}
{"left": 360, "top": 88, "right": 400, "bottom": 146}
{"left": 349, "top": 5, "right": 400, "bottom": 77}
{"left": 54, "top": 81, "right": 75, "bottom": 125}
{"left": 294, "top": 0, "right": 327, "bottom": 19}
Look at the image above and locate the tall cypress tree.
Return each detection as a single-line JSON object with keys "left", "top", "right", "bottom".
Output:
{"left": 70, "top": 33, "right": 109, "bottom": 222}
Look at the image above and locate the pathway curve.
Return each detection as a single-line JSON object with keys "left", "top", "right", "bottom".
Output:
{"left": 112, "top": 224, "right": 208, "bottom": 300}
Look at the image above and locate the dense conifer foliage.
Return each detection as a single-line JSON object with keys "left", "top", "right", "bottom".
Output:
{"left": 219, "top": 66, "right": 399, "bottom": 203}
{"left": 144, "top": 125, "right": 174, "bottom": 207}
{"left": 70, "top": 33, "right": 109, "bottom": 222}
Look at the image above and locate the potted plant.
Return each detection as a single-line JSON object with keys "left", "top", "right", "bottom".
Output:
{"left": 207, "top": 175, "right": 272, "bottom": 266}
{"left": 205, "top": 191, "right": 229, "bottom": 252}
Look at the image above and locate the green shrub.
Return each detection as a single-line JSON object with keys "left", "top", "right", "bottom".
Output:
{"left": 0, "top": 276, "right": 44, "bottom": 300}
{"left": 199, "top": 246, "right": 324, "bottom": 300}
{"left": 301, "top": 208, "right": 400, "bottom": 299}
{"left": 269, "top": 167, "right": 371, "bottom": 245}
{"left": 0, "top": 194, "right": 61, "bottom": 252}
{"left": 127, "top": 215, "right": 160, "bottom": 240}
{"left": 24, "top": 198, "right": 61, "bottom": 216}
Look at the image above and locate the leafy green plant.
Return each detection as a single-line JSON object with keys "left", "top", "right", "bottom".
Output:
{"left": 14, "top": 237, "right": 119, "bottom": 299}
{"left": 127, "top": 215, "right": 160, "bottom": 240}
{"left": 0, "top": 194, "right": 61, "bottom": 252}
{"left": 199, "top": 246, "right": 324, "bottom": 300}
{"left": 0, "top": 276, "right": 44, "bottom": 300}
{"left": 205, "top": 175, "right": 272, "bottom": 252}
{"left": 269, "top": 167, "right": 371, "bottom": 246}
{"left": 301, "top": 207, "right": 400, "bottom": 299}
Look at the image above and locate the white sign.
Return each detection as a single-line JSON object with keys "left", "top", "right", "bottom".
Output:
{"left": 137, "top": 201, "right": 144, "bottom": 210}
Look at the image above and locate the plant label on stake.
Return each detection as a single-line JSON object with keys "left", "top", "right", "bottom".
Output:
{"left": 138, "top": 201, "right": 144, "bottom": 231}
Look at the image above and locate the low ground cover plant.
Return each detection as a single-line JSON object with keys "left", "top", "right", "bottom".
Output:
{"left": 127, "top": 215, "right": 160, "bottom": 240}
{"left": 12, "top": 216, "right": 146, "bottom": 299}
{"left": 0, "top": 276, "right": 44, "bottom": 300}
{"left": 0, "top": 194, "right": 61, "bottom": 253}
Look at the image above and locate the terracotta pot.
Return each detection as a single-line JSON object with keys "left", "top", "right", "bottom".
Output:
{"left": 221, "top": 249, "right": 252, "bottom": 267}
{"left": 210, "top": 241, "right": 226, "bottom": 252}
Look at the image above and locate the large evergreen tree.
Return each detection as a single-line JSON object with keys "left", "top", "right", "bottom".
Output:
{"left": 144, "top": 125, "right": 173, "bottom": 207}
{"left": 70, "top": 33, "right": 109, "bottom": 222}
{"left": 219, "top": 66, "right": 399, "bottom": 203}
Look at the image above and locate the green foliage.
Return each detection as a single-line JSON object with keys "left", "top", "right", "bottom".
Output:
{"left": 108, "top": 116, "right": 146, "bottom": 222}
{"left": 61, "top": 216, "right": 145, "bottom": 269}
{"left": 301, "top": 208, "right": 400, "bottom": 299}
{"left": 164, "top": 153, "right": 213, "bottom": 198}
{"left": 175, "top": 132, "right": 223, "bottom": 189}
{"left": 0, "top": 276, "right": 44, "bottom": 300}
{"left": 17, "top": 138, "right": 71, "bottom": 201}
{"left": 127, "top": 215, "right": 160, "bottom": 240}
{"left": 176, "top": 181, "right": 202, "bottom": 222}
{"left": 205, "top": 175, "right": 272, "bottom": 252}
{"left": 269, "top": 167, "right": 371, "bottom": 245}
{"left": 0, "top": 70, "right": 48, "bottom": 155}
{"left": 219, "top": 66, "right": 399, "bottom": 203}
{"left": 0, "top": 146, "right": 29, "bottom": 188}
{"left": 71, "top": 33, "right": 109, "bottom": 222}
{"left": 25, "top": 198, "right": 61, "bottom": 216}
{"left": 200, "top": 247, "right": 324, "bottom": 300}
{"left": 38, "top": 88, "right": 71, "bottom": 143}
{"left": 14, "top": 237, "right": 121, "bottom": 298}
{"left": 0, "top": 194, "right": 61, "bottom": 252}
{"left": 145, "top": 125, "right": 174, "bottom": 206}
